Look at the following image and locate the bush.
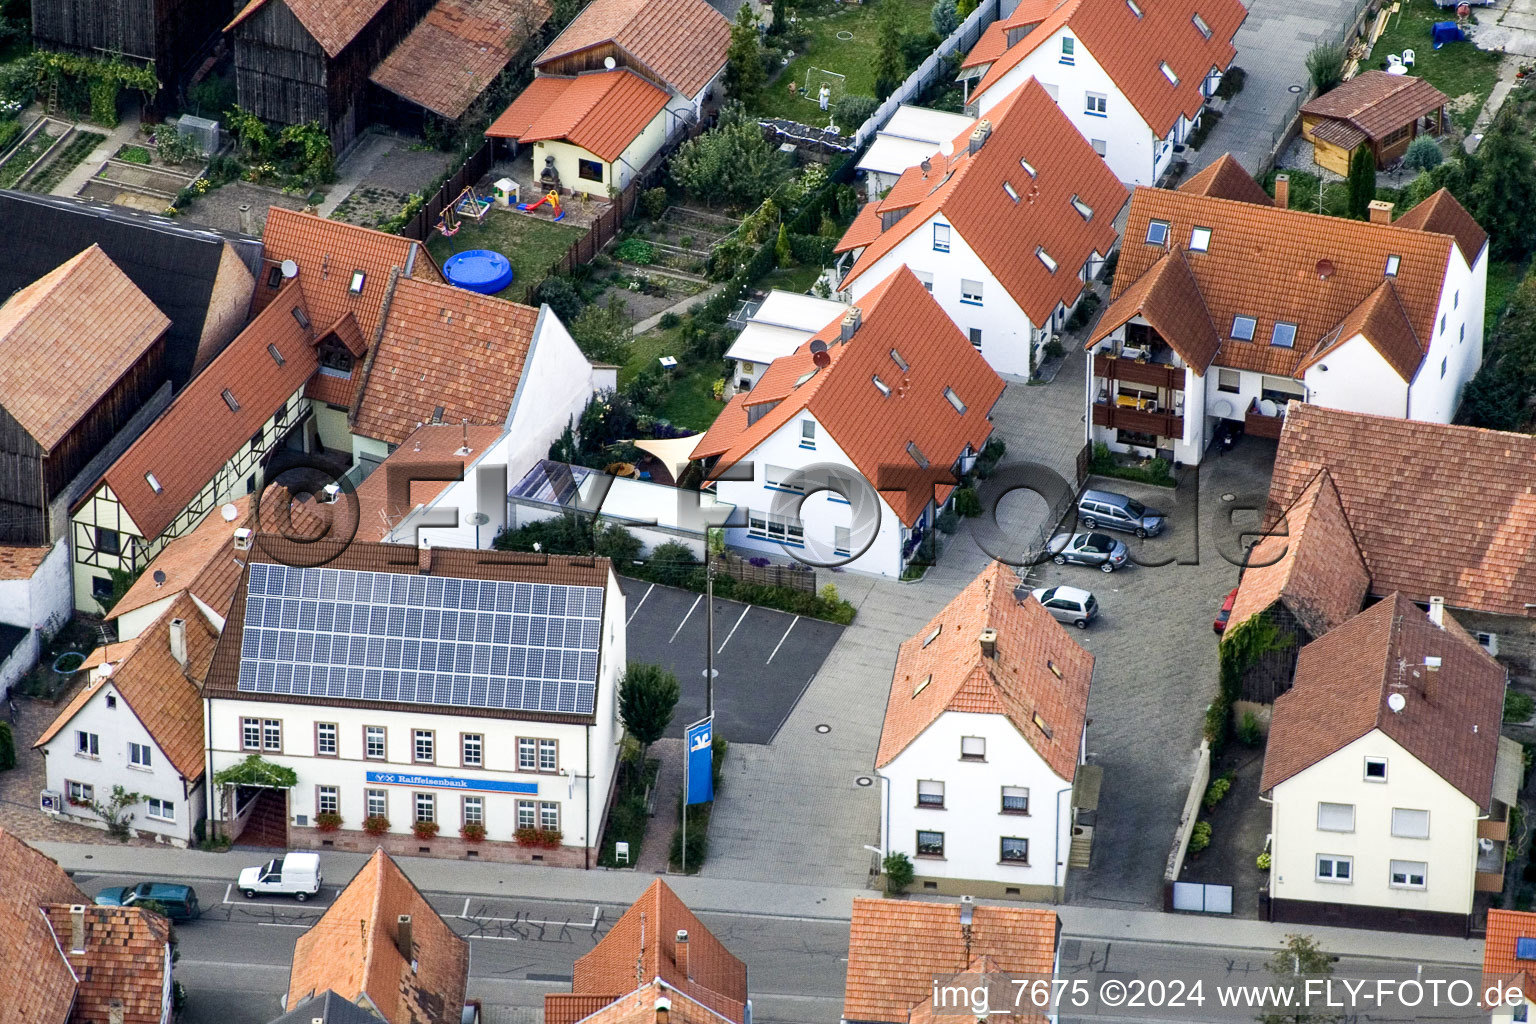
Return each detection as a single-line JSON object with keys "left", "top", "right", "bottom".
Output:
{"left": 1237, "top": 710, "right": 1263, "bottom": 747}
{"left": 1256, "top": 850, "right": 1271, "bottom": 870}
{"left": 646, "top": 540, "right": 698, "bottom": 586}
{"left": 1214, "top": 66, "right": 1246, "bottom": 100}
{"left": 1187, "top": 820, "right": 1212, "bottom": 854}
{"left": 788, "top": 233, "right": 835, "bottom": 266}
{"left": 1204, "top": 699, "right": 1229, "bottom": 754}
{"left": 0, "top": 721, "right": 13, "bottom": 771}
{"left": 659, "top": 311, "right": 681, "bottom": 330}
{"left": 936, "top": 508, "right": 959, "bottom": 534}
{"left": 643, "top": 186, "right": 667, "bottom": 220}
{"left": 974, "top": 437, "right": 1006, "bottom": 479}
{"left": 536, "top": 276, "right": 584, "bottom": 324}
{"left": 670, "top": 807, "right": 709, "bottom": 871}
{"left": 1506, "top": 690, "right": 1536, "bottom": 724}
{"left": 1066, "top": 292, "right": 1101, "bottom": 330}
{"left": 883, "top": 851, "right": 915, "bottom": 893}
{"left": 1403, "top": 135, "right": 1444, "bottom": 172}
{"left": 1202, "top": 774, "right": 1232, "bottom": 811}
{"left": 613, "top": 237, "right": 655, "bottom": 264}
{"left": 833, "top": 94, "right": 880, "bottom": 133}
{"left": 1306, "top": 41, "right": 1345, "bottom": 95}
{"left": 952, "top": 486, "right": 982, "bottom": 517}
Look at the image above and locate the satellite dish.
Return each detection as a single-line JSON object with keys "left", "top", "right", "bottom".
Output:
{"left": 99, "top": 663, "right": 113, "bottom": 678}
{"left": 220, "top": 503, "right": 240, "bottom": 522}
{"left": 938, "top": 140, "right": 953, "bottom": 157}
{"left": 280, "top": 259, "right": 299, "bottom": 279}
{"left": 809, "top": 339, "right": 828, "bottom": 355}
{"left": 603, "top": 56, "right": 617, "bottom": 70}
{"left": 469, "top": 512, "right": 490, "bottom": 525}
{"left": 153, "top": 570, "right": 167, "bottom": 586}
{"left": 813, "top": 349, "right": 831, "bottom": 368}
{"left": 1387, "top": 692, "right": 1406, "bottom": 713}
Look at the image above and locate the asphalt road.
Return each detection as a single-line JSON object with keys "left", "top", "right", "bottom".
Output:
{"left": 619, "top": 578, "right": 844, "bottom": 744}
{"left": 78, "top": 866, "right": 1481, "bottom": 1024}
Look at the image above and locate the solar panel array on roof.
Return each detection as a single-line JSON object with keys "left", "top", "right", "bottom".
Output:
{"left": 1517, "top": 937, "right": 1536, "bottom": 961}
{"left": 235, "top": 563, "right": 604, "bottom": 715}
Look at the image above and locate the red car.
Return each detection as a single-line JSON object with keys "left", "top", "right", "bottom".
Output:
{"left": 1214, "top": 587, "right": 1239, "bottom": 634}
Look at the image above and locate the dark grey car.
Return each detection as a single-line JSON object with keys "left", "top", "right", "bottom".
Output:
{"left": 1078, "top": 489, "right": 1165, "bottom": 538}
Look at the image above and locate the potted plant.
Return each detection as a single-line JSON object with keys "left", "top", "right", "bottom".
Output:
{"left": 314, "top": 812, "right": 343, "bottom": 833}
{"left": 515, "top": 826, "right": 563, "bottom": 848}
{"left": 362, "top": 815, "right": 391, "bottom": 836}
{"left": 412, "top": 820, "right": 440, "bottom": 840}
{"left": 459, "top": 822, "right": 487, "bottom": 843}
{"left": 67, "top": 795, "right": 92, "bottom": 808}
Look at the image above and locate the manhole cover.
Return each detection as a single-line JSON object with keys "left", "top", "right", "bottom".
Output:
{"left": 856, "top": 776, "right": 873, "bottom": 787}
{"left": 1221, "top": 492, "right": 1236, "bottom": 502}
{"left": 1288, "top": 85, "right": 1304, "bottom": 93}
{"left": 816, "top": 723, "right": 832, "bottom": 734}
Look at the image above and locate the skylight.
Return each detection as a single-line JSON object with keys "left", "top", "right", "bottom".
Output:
{"left": 267, "top": 344, "right": 286, "bottom": 367}
{"left": 1160, "top": 62, "right": 1180, "bottom": 86}
{"left": 1004, "top": 181, "right": 1020, "bottom": 202}
{"left": 1386, "top": 254, "right": 1401, "bottom": 276}
{"left": 794, "top": 369, "right": 818, "bottom": 387}
{"left": 906, "top": 441, "right": 930, "bottom": 469}
{"left": 1037, "top": 246, "right": 1058, "bottom": 273}
{"left": 1271, "top": 322, "right": 1297, "bottom": 348}
{"left": 145, "top": 472, "right": 162, "bottom": 494}
{"left": 1193, "top": 12, "right": 1212, "bottom": 37}
{"left": 1070, "top": 195, "right": 1093, "bottom": 220}
{"left": 1146, "top": 220, "right": 1169, "bottom": 245}
{"left": 1020, "top": 157, "right": 1038, "bottom": 177}
{"left": 923, "top": 625, "right": 942, "bottom": 648}
{"left": 1127, "top": 0, "right": 1143, "bottom": 15}
{"left": 1190, "top": 226, "right": 1212, "bottom": 251}
{"left": 291, "top": 307, "right": 310, "bottom": 329}
{"left": 1033, "top": 711, "right": 1053, "bottom": 737}
{"left": 349, "top": 270, "right": 366, "bottom": 293}
{"left": 1231, "top": 315, "right": 1256, "bottom": 340}
{"left": 873, "top": 374, "right": 892, "bottom": 397}
{"left": 221, "top": 389, "right": 240, "bottom": 412}
{"left": 890, "top": 348, "right": 909, "bottom": 371}
{"left": 913, "top": 674, "right": 932, "bottom": 698}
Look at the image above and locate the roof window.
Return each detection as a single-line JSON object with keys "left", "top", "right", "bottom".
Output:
{"left": 145, "top": 472, "right": 162, "bottom": 494}
{"left": 1070, "top": 194, "right": 1093, "bottom": 220}
{"left": 1020, "top": 157, "right": 1037, "bottom": 177}
{"left": 923, "top": 625, "right": 942, "bottom": 648}
{"left": 1004, "top": 181, "right": 1020, "bottom": 202}
{"left": 1127, "top": 0, "right": 1143, "bottom": 14}
{"left": 1190, "top": 226, "right": 1212, "bottom": 251}
{"left": 890, "top": 348, "right": 909, "bottom": 372}
{"left": 1033, "top": 712, "right": 1053, "bottom": 737}
{"left": 1037, "top": 246, "right": 1058, "bottom": 273}
{"left": 1047, "top": 660, "right": 1062, "bottom": 679}
{"left": 1161, "top": 62, "right": 1180, "bottom": 86}
{"left": 873, "top": 374, "right": 892, "bottom": 397}
{"left": 906, "top": 441, "right": 930, "bottom": 469}
{"left": 291, "top": 307, "right": 310, "bottom": 329}
{"left": 221, "top": 389, "right": 240, "bottom": 412}
{"left": 1231, "top": 315, "right": 1256, "bottom": 340}
{"left": 913, "top": 674, "right": 932, "bottom": 698}
{"left": 1271, "top": 322, "right": 1297, "bottom": 348}
{"left": 267, "top": 344, "right": 286, "bottom": 367}
{"left": 1385, "top": 254, "right": 1401, "bottom": 276}
{"left": 1193, "top": 12, "right": 1212, "bottom": 37}
{"left": 1146, "top": 220, "right": 1169, "bottom": 245}
{"left": 943, "top": 387, "right": 967, "bottom": 414}
{"left": 794, "top": 369, "right": 818, "bottom": 387}
{"left": 349, "top": 270, "right": 366, "bottom": 293}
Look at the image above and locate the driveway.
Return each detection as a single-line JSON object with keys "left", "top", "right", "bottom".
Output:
{"left": 617, "top": 578, "right": 844, "bottom": 744}
{"left": 1021, "top": 438, "right": 1277, "bottom": 909}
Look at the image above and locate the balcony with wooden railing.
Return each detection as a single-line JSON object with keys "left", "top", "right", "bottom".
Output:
{"left": 1093, "top": 353, "right": 1185, "bottom": 391}
{"left": 1244, "top": 398, "right": 1287, "bottom": 439}
{"left": 1091, "top": 402, "right": 1183, "bottom": 439}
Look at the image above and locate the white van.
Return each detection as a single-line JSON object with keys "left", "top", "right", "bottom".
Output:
{"left": 238, "top": 852, "right": 323, "bottom": 901}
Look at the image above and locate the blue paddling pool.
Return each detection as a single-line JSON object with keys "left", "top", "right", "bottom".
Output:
{"left": 443, "top": 249, "right": 513, "bottom": 294}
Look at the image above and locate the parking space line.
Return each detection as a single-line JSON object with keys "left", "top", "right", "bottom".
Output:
{"left": 626, "top": 583, "right": 655, "bottom": 626}
{"left": 257, "top": 922, "right": 309, "bottom": 928}
{"left": 717, "top": 606, "right": 750, "bottom": 654}
{"left": 669, "top": 595, "right": 702, "bottom": 643}
{"left": 223, "top": 883, "right": 231, "bottom": 904}
{"left": 765, "top": 616, "right": 800, "bottom": 665}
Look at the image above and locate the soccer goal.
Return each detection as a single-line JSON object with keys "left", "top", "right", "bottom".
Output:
{"left": 803, "top": 67, "right": 847, "bottom": 108}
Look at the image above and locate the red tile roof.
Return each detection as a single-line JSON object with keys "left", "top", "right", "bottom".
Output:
{"left": 1260, "top": 593, "right": 1505, "bottom": 807}
{"left": 371, "top": 0, "right": 552, "bottom": 119}
{"left": 1088, "top": 248, "right": 1219, "bottom": 370}
{"left": 43, "top": 904, "right": 172, "bottom": 1024}
{"left": 351, "top": 277, "right": 542, "bottom": 445}
{"left": 259, "top": 208, "right": 443, "bottom": 344}
{"left": 1102, "top": 170, "right": 1472, "bottom": 377}
{"left": 288, "top": 849, "right": 469, "bottom": 1024}
{"left": 36, "top": 594, "right": 218, "bottom": 781}
{"left": 227, "top": 0, "right": 391, "bottom": 57}
{"left": 565, "top": 880, "right": 747, "bottom": 1023}
{"left": 353, "top": 422, "right": 504, "bottom": 541}
{"left": 0, "top": 244, "right": 170, "bottom": 450}
{"left": 960, "top": 20, "right": 1009, "bottom": 68}
{"left": 877, "top": 562, "right": 1092, "bottom": 775}
{"left": 1483, "top": 909, "right": 1536, "bottom": 1006}
{"left": 1392, "top": 187, "right": 1489, "bottom": 266}
{"left": 486, "top": 70, "right": 670, "bottom": 161}
{"left": 0, "top": 544, "right": 53, "bottom": 581}
{"left": 536, "top": 0, "right": 729, "bottom": 97}
{"left": 844, "top": 899, "right": 1057, "bottom": 1024}
{"left": 692, "top": 268, "right": 1004, "bottom": 528}
{"left": 0, "top": 829, "right": 89, "bottom": 1024}
{"left": 1179, "top": 153, "right": 1275, "bottom": 206}
{"left": 838, "top": 79, "right": 1126, "bottom": 327}
{"left": 970, "top": 0, "right": 1245, "bottom": 136}
{"left": 1296, "top": 279, "right": 1423, "bottom": 382}
{"left": 1225, "top": 469, "right": 1369, "bottom": 639}
{"left": 1268, "top": 404, "right": 1536, "bottom": 618}
{"left": 1301, "top": 71, "right": 1448, "bottom": 143}
{"left": 97, "top": 279, "right": 319, "bottom": 541}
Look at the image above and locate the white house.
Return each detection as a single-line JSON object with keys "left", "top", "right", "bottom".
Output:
{"left": 724, "top": 289, "right": 848, "bottom": 393}
{"left": 874, "top": 562, "right": 1093, "bottom": 901}
{"left": 0, "top": 540, "right": 71, "bottom": 699}
{"left": 959, "top": 0, "right": 1245, "bottom": 185}
{"left": 34, "top": 594, "right": 217, "bottom": 846}
{"left": 1483, "top": 909, "right": 1536, "bottom": 1023}
{"left": 1087, "top": 159, "right": 1489, "bottom": 465}
{"left": 691, "top": 267, "right": 1004, "bottom": 579}
{"left": 1261, "top": 593, "right": 1515, "bottom": 935}
{"left": 835, "top": 79, "right": 1127, "bottom": 378}
{"left": 202, "top": 539, "right": 625, "bottom": 866}
{"left": 856, "top": 104, "right": 976, "bottom": 200}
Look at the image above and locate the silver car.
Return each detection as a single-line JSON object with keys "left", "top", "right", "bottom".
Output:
{"left": 1031, "top": 586, "right": 1098, "bottom": 628}
{"left": 1047, "top": 531, "right": 1129, "bottom": 572}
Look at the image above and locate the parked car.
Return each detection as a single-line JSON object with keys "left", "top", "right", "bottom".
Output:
{"left": 1031, "top": 586, "right": 1099, "bottom": 628}
{"left": 1048, "top": 532, "right": 1129, "bottom": 572}
{"left": 1214, "top": 586, "right": 1239, "bottom": 634}
{"left": 94, "top": 881, "right": 201, "bottom": 921}
{"left": 238, "top": 851, "right": 322, "bottom": 901}
{"left": 1078, "top": 488, "right": 1166, "bottom": 537}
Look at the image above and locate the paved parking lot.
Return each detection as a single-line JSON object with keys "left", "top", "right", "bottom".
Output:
{"left": 1016, "top": 438, "right": 1276, "bottom": 909}
{"left": 618, "top": 578, "right": 844, "bottom": 744}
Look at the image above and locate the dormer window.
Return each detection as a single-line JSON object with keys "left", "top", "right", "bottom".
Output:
{"left": 1145, "top": 220, "right": 1169, "bottom": 245}
{"left": 1385, "top": 254, "right": 1401, "bottom": 276}
{"left": 1193, "top": 12, "right": 1212, "bottom": 37}
{"left": 349, "top": 270, "right": 366, "bottom": 293}
{"left": 1070, "top": 194, "right": 1093, "bottom": 220}
{"left": 1190, "top": 226, "right": 1212, "bottom": 251}
{"left": 1036, "top": 246, "right": 1058, "bottom": 272}
{"left": 145, "top": 472, "right": 162, "bottom": 494}
{"left": 1160, "top": 62, "right": 1180, "bottom": 86}
{"left": 1020, "top": 157, "right": 1037, "bottom": 177}
{"left": 872, "top": 374, "right": 892, "bottom": 397}
{"left": 1003, "top": 181, "right": 1020, "bottom": 202}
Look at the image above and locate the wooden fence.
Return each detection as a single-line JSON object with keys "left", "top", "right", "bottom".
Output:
{"left": 719, "top": 553, "right": 816, "bottom": 594}
{"left": 399, "top": 139, "right": 495, "bottom": 242}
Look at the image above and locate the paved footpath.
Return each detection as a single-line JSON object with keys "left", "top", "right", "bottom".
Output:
{"left": 35, "top": 838, "right": 1484, "bottom": 966}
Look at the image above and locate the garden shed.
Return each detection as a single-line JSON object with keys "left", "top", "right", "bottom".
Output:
{"left": 31, "top": 0, "right": 236, "bottom": 101}
{"left": 1300, "top": 71, "right": 1447, "bottom": 174}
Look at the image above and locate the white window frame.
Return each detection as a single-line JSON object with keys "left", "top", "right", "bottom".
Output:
{"left": 1061, "top": 36, "right": 1076, "bottom": 64}
{"left": 1316, "top": 802, "right": 1355, "bottom": 832}
{"left": 1389, "top": 859, "right": 1427, "bottom": 889}
{"left": 68, "top": 780, "right": 94, "bottom": 803}
{"left": 960, "top": 279, "right": 983, "bottom": 305}
{"left": 414, "top": 791, "right": 436, "bottom": 824}
{"left": 540, "top": 801, "right": 560, "bottom": 831}
{"left": 413, "top": 729, "right": 434, "bottom": 764}
{"left": 146, "top": 797, "right": 174, "bottom": 821}
{"left": 933, "top": 223, "right": 951, "bottom": 252}
{"left": 1316, "top": 854, "right": 1353, "bottom": 882}
{"left": 1145, "top": 220, "right": 1169, "bottom": 245}
{"left": 539, "top": 739, "right": 558, "bottom": 773}
{"left": 1231, "top": 315, "right": 1256, "bottom": 341}
{"left": 1189, "top": 226, "right": 1212, "bottom": 252}
{"left": 517, "top": 799, "right": 536, "bottom": 829}
{"left": 316, "top": 722, "right": 338, "bottom": 756}
{"left": 1364, "top": 756, "right": 1388, "bottom": 781}
{"left": 462, "top": 733, "right": 483, "bottom": 767}
{"left": 364, "top": 725, "right": 386, "bottom": 760}
{"left": 765, "top": 465, "right": 804, "bottom": 492}
{"left": 366, "top": 789, "right": 387, "bottom": 819}
{"left": 913, "top": 269, "right": 934, "bottom": 292}
{"left": 317, "top": 785, "right": 339, "bottom": 816}
{"left": 1391, "top": 808, "right": 1430, "bottom": 839}
{"left": 464, "top": 795, "right": 484, "bottom": 825}
{"left": 960, "top": 736, "right": 986, "bottom": 760}
{"left": 76, "top": 730, "right": 99, "bottom": 758}
{"left": 1085, "top": 91, "right": 1107, "bottom": 115}
{"left": 128, "top": 742, "right": 152, "bottom": 768}
{"left": 1385, "top": 254, "right": 1401, "bottom": 276}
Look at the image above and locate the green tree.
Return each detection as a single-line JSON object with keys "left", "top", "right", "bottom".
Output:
{"left": 91, "top": 785, "right": 144, "bottom": 841}
{"left": 883, "top": 851, "right": 915, "bottom": 893}
{"left": 0, "top": 721, "right": 15, "bottom": 771}
{"left": 725, "top": 6, "right": 765, "bottom": 110}
{"left": 1470, "top": 110, "right": 1536, "bottom": 259}
{"left": 1402, "top": 135, "right": 1443, "bottom": 172}
{"left": 770, "top": 0, "right": 787, "bottom": 35}
{"left": 669, "top": 104, "right": 785, "bottom": 207}
{"left": 1346, "top": 144, "right": 1376, "bottom": 220}
{"left": 931, "top": 0, "right": 958, "bottom": 36}
{"left": 775, "top": 223, "right": 793, "bottom": 267}
{"left": 568, "top": 296, "right": 632, "bottom": 363}
{"left": 535, "top": 275, "right": 584, "bottom": 324}
{"left": 618, "top": 663, "right": 681, "bottom": 764}
{"left": 1459, "top": 362, "right": 1527, "bottom": 429}
{"left": 833, "top": 94, "right": 879, "bottom": 133}
{"left": 957, "top": 0, "right": 978, "bottom": 16}
{"left": 1259, "top": 934, "right": 1340, "bottom": 1024}
{"left": 1305, "top": 41, "right": 1344, "bottom": 95}
{"left": 874, "top": 0, "right": 906, "bottom": 99}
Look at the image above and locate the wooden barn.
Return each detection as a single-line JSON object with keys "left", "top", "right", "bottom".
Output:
{"left": 31, "top": 0, "right": 236, "bottom": 100}
{"left": 225, "top": 0, "right": 438, "bottom": 151}
{"left": 0, "top": 245, "right": 171, "bottom": 545}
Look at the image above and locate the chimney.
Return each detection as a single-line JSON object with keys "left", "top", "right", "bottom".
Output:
{"left": 656, "top": 996, "right": 672, "bottom": 1024}
{"left": 109, "top": 1001, "right": 125, "bottom": 1024}
{"left": 979, "top": 627, "right": 997, "bottom": 657}
{"left": 967, "top": 120, "right": 992, "bottom": 155}
{"left": 232, "top": 526, "right": 253, "bottom": 551}
{"left": 1428, "top": 596, "right": 1445, "bottom": 628}
{"left": 1273, "top": 173, "right": 1289, "bottom": 210}
{"left": 396, "top": 914, "right": 413, "bottom": 961}
{"left": 238, "top": 204, "right": 253, "bottom": 235}
{"left": 839, "top": 307, "right": 862, "bottom": 343}
{"left": 959, "top": 895, "right": 974, "bottom": 957}
{"left": 1368, "top": 199, "right": 1394, "bottom": 225}
{"left": 676, "top": 930, "right": 691, "bottom": 980}
{"left": 168, "top": 618, "right": 187, "bottom": 669}
{"left": 418, "top": 537, "right": 432, "bottom": 575}
{"left": 70, "top": 904, "right": 86, "bottom": 954}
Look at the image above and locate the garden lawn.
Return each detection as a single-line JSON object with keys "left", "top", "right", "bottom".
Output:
{"left": 759, "top": 263, "right": 824, "bottom": 293}
{"left": 619, "top": 324, "right": 684, "bottom": 387}
{"left": 1370, "top": 0, "right": 1501, "bottom": 133}
{"left": 618, "top": 323, "right": 726, "bottom": 432}
{"left": 753, "top": 0, "right": 932, "bottom": 123}
{"left": 424, "top": 206, "right": 584, "bottom": 299}
{"left": 1485, "top": 259, "right": 1526, "bottom": 335}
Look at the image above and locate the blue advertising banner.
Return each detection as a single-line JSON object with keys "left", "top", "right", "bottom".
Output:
{"left": 365, "top": 770, "right": 538, "bottom": 795}
{"left": 686, "top": 717, "right": 714, "bottom": 805}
